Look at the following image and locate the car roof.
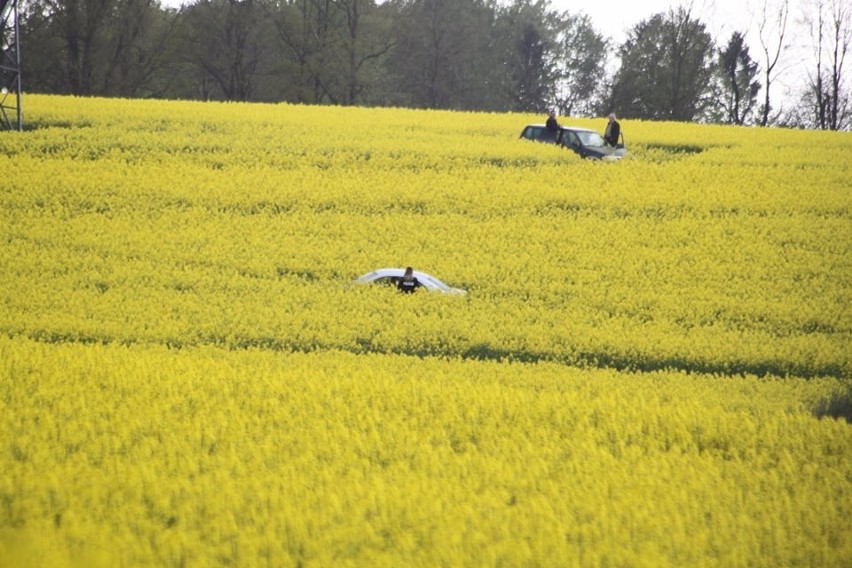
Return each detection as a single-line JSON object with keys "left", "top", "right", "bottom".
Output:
{"left": 355, "top": 268, "right": 460, "bottom": 293}
{"left": 524, "top": 123, "right": 596, "bottom": 133}
{"left": 357, "top": 268, "right": 427, "bottom": 280}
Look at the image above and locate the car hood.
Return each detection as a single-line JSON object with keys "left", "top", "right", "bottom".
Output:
{"left": 588, "top": 146, "right": 627, "bottom": 160}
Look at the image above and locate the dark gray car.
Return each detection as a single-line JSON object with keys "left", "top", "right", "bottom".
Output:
{"left": 520, "top": 124, "right": 626, "bottom": 160}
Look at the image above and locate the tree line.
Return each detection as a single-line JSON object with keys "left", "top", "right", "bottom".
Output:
{"left": 9, "top": 0, "right": 851, "bottom": 129}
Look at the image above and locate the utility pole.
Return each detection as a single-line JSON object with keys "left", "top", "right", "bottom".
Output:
{"left": 0, "top": 0, "right": 22, "bottom": 131}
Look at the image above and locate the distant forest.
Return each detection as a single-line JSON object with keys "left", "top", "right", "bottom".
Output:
{"left": 6, "top": 0, "right": 851, "bottom": 129}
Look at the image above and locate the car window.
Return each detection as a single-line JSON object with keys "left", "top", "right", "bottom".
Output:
{"left": 373, "top": 276, "right": 399, "bottom": 287}
{"left": 577, "top": 131, "right": 606, "bottom": 147}
{"left": 521, "top": 127, "right": 539, "bottom": 140}
{"left": 522, "top": 126, "right": 559, "bottom": 143}
{"left": 540, "top": 128, "right": 558, "bottom": 143}
{"left": 563, "top": 132, "right": 580, "bottom": 147}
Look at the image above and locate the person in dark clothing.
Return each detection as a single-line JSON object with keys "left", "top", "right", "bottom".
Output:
{"left": 604, "top": 113, "right": 621, "bottom": 147}
{"left": 546, "top": 110, "right": 560, "bottom": 132}
{"left": 397, "top": 267, "right": 422, "bottom": 293}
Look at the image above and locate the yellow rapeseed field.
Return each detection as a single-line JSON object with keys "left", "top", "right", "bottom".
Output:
{"left": 0, "top": 94, "right": 850, "bottom": 566}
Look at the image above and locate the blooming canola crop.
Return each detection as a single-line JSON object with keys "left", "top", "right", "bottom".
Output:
{"left": 0, "top": 95, "right": 850, "bottom": 566}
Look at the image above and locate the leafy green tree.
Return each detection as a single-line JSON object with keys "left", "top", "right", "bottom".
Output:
{"left": 495, "top": 0, "right": 556, "bottom": 113}
{"left": 709, "top": 31, "right": 761, "bottom": 125}
{"left": 551, "top": 11, "right": 608, "bottom": 117}
{"left": 609, "top": 6, "right": 715, "bottom": 121}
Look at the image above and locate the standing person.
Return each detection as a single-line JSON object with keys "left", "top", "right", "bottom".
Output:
{"left": 546, "top": 109, "right": 560, "bottom": 132}
{"left": 397, "top": 267, "right": 422, "bottom": 294}
{"left": 604, "top": 113, "right": 621, "bottom": 147}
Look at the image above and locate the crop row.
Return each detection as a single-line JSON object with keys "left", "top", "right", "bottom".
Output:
{"left": 1, "top": 336, "right": 849, "bottom": 566}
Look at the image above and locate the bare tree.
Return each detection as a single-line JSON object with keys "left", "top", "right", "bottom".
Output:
{"left": 387, "top": 0, "right": 498, "bottom": 110}
{"left": 103, "top": 0, "right": 177, "bottom": 97}
{"left": 264, "top": 0, "right": 347, "bottom": 104}
{"left": 756, "top": 0, "right": 790, "bottom": 126}
{"left": 180, "top": 0, "right": 266, "bottom": 101}
{"left": 330, "top": 0, "right": 394, "bottom": 105}
{"left": 802, "top": 0, "right": 851, "bottom": 129}
{"left": 39, "top": 0, "right": 116, "bottom": 95}
{"left": 20, "top": 0, "right": 176, "bottom": 96}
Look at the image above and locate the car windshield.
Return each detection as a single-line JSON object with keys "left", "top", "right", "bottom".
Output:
{"left": 575, "top": 130, "right": 606, "bottom": 147}
{"left": 373, "top": 276, "right": 399, "bottom": 286}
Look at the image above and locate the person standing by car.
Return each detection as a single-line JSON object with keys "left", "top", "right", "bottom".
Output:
{"left": 397, "top": 267, "right": 422, "bottom": 294}
{"left": 546, "top": 109, "right": 560, "bottom": 132}
{"left": 604, "top": 113, "right": 621, "bottom": 147}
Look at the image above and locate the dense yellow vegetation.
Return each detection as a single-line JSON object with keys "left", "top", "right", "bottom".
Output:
{"left": 0, "top": 94, "right": 849, "bottom": 566}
